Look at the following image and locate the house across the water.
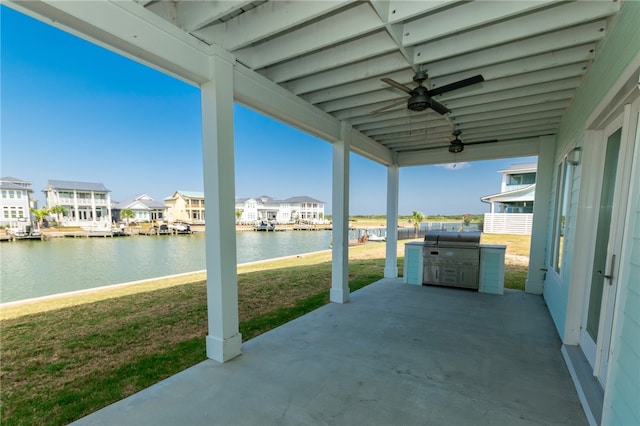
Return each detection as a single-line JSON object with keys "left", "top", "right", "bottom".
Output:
{"left": 0, "top": 176, "right": 36, "bottom": 233}
{"left": 164, "top": 191, "right": 205, "bottom": 224}
{"left": 112, "top": 194, "right": 167, "bottom": 223}
{"left": 481, "top": 162, "right": 537, "bottom": 235}
{"left": 43, "top": 179, "right": 112, "bottom": 229}
{"left": 235, "top": 195, "right": 326, "bottom": 224}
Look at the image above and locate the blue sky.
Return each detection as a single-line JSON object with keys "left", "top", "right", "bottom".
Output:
{"left": 1, "top": 6, "right": 535, "bottom": 215}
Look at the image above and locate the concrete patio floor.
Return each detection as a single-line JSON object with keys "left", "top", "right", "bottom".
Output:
{"left": 73, "top": 278, "right": 587, "bottom": 426}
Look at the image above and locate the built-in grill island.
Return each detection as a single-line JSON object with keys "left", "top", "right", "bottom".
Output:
{"left": 422, "top": 231, "right": 481, "bottom": 290}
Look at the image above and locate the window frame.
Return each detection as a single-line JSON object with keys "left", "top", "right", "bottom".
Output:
{"left": 550, "top": 156, "right": 574, "bottom": 274}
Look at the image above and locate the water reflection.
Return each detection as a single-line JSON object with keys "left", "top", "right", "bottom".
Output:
{"left": 0, "top": 231, "right": 331, "bottom": 303}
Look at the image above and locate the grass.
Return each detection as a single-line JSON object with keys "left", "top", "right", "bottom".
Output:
{"left": 344, "top": 214, "right": 484, "bottom": 228}
{"left": 481, "top": 233, "right": 531, "bottom": 291}
{"left": 0, "top": 234, "right": 528, "bottom": 425}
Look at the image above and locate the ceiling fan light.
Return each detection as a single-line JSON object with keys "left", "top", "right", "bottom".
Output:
{"left": 448, "top": 142, "right": 464, "bottom": 153}
{"left": 407, "top": 94, "right": 431, "bottom": 111}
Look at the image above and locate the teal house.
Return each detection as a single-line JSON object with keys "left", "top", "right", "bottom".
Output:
{"left": 5, "top": 1, "right": 639, "bottom": 424}
{"left": 481, "top": 162, "right": 537, "bottom": 234}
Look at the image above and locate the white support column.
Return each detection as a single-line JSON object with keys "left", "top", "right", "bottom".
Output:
{"left": 526, "top": 135, "right": 556, "bottom": 294}
{"left": 201, "top": 54, "right": 242, "bottom": 362}
{"left": 90, "top": 190, "right": 96, "bottom": 222}
{"left": 331, "top": 122, "right": 350, "bottom": 304}
{"left": 106, "top": 193, "right": 112, "bottom": 224}
{"left": 73, "top": 190, "right": 79, "bottom": 223}
{"left": 385, "top": 164, "right": 399, "bottom": 278}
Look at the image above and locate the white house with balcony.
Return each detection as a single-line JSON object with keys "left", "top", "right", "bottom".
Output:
{"left": 481, "top": 162, "right": 537, "bottom": 235}
{"left": 0, "top": 176, "right": 35, "bottom": 229}
{"left": 44, "top": 180, "right": 112, "bottom": 229}
{"left": 235, "top": 195, "right": 326, "bottom": 224}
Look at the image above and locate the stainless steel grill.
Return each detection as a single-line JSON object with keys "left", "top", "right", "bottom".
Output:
{"left": 423, "top": 231, "right": 481, "bottom": 290}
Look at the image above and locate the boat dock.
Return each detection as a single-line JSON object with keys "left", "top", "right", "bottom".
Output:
{"left": 291, "top": 224, "right": 331, "bottom": 231}
{"left": 1, "top": 229, "right": 46, "bottom": 241}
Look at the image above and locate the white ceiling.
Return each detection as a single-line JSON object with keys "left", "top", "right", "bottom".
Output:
{"left": 143, "top": 0, "right": 620, "bottom": 160}
{"left": 8, "top": 0, "right": 623, "bottom": 166}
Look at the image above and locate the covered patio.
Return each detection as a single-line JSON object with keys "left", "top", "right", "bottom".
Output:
{"left": 73, "top": 278, "right": 586, "bottom": 425}
{"left": 6, "top": 1, "right": 639, "bottom": 424}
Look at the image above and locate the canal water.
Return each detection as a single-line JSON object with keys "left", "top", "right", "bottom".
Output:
{"left": 0, "top": 231, "right": 332, "bottom": 303}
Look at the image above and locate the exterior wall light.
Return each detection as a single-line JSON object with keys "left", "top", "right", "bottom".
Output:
{"left": 567, "top": 147, "right": 582, "bottom": 166}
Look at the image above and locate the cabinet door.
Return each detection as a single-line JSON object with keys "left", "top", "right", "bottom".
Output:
{"left": 458, "top": 266, "right": 479, "bottom": 289}
{"left": 423, "top": 263, "right": 440, "bottom": 285}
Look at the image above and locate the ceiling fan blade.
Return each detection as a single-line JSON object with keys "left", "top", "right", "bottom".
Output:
{"left": 382, "top": 78, "right": 413, "bottom": 94}
{"left": 428, "top": 74, "right": 484, "bottom": 97}
{"left": 464, "top": 138, "right": 499, "bottom": 145}
{"left": 429, "top": 98, "right": 451, "bottom": 115}
{"left": 370, "top": 98, "right": 406, "bottom": 114}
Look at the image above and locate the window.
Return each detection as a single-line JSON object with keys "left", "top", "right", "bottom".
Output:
{"left": 504, "top": 202, "right": 534, "bottom": 213}
{"left": 16, "top": 191, "right": 22, "bottom": 199}
{"left": 9, "top": 191, "right": 15, "bottom": 199}
{"left": 550, "top": 158, "right": 573, "bottom": 273}
{"left": 3, "top": 208, "right": 8, "bottom": 219}
{"left": 508, "top": 173, "right": 536, "bottom": 185}
{"left": 60, "top": 191, "right": 73, "bottom": 199}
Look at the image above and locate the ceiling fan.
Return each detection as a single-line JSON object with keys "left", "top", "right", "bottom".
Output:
{"left": 372, "top": 70, "right": 484, "bottom": 114}
{"left": 447, "top": 130, "right": 498, "bottom": 153}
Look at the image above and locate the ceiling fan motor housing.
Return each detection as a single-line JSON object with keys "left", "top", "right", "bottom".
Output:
{"left": 377, "top": 71, "right": 481, "bottom": 115}
{"left": 413, "top": 70, "right": 428, "bottom": 84}
{"left": 408, "top": 95, "right": 431, "bottom": 111}
{"left": 408, "top": 86, "right": 431, "bottom": 111}
{"left": 448, "top": 141, "right": 464, "bottom": 153}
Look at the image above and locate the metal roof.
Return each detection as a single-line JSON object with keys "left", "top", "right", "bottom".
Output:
{"left": 0, "top": 182, "right": 33, "bottom": 192}
{"left": 114, "top": 194, "right": 167, "bottom": 210}
{"left": 6, "top": 0, "right": 624, "bottom": 166}
{"left": 481, "top": 183, "right": 536, "bottom": 202}
{"left": 172, "top": 190, "right": 205, "bottom": 199}
{"left": 46, "top": 180, "right": 110, "bottom": 192}
{"left": 283, "top": 196, "right": 325, "bottom": 204}
{"left": 236, "top": 195, "right": 325, "bottom": 204}
{"left": 0, "top": 176, "right": 31, "bottom": 184}
{"left": 497, "top": 162, "right": 539, "bottom": 174}
{"left": 0, "top": 176, "right": 33, "bottom": 191}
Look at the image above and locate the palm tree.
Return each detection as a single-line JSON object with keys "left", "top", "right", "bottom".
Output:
{"left": 48, "top": 205, "right": 67, "bottom": 225}
{"left": 120, "top": 208, "right": 135, "bottom": 233}
{"left": 409, "top": 210, "right": 424, "bottom": 238}
{"left": 235, "top": 209, "right": 243, "bottom": 224}
{"left": 30, "top": 207, "right": 49, "bottom": 230}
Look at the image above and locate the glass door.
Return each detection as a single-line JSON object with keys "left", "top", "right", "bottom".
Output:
{"left": 579, "top": 109, "right": 635, "bottom": 387}
{"left": 580, "top": 127, "right": 620, "bottom": 374}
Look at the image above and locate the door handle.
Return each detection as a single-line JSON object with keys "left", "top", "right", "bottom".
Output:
{"left": 597, "top": 254, "right": 615, "bottom": 283}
